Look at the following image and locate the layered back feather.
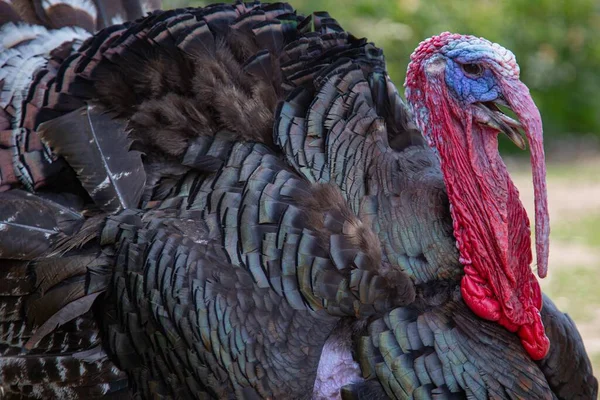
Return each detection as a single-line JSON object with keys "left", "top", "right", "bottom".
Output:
{"left": 0, "top": 1, "right": 157, "bottom": 398}
{"left": 0, "top": 1, "right": 596, "bottom": 399}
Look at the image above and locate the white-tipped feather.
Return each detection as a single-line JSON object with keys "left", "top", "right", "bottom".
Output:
{"left": 0, "top": 22, "right": 49, "bottom": 50}
{"left": 0, "top": 50, "right": 46, "bottom": 109}
{"left": 141, "top": 0, "right": 160, "bottom": 14}
{"left": 110, "top": 15, "right": 125, "bottom": 25}
{"left": 34, "top": 24, "right": 90, "bottom": 50}
{"left": 0, "top": 23, "right": 90, "bottom": 188}
{"left": 0, "top": 23, "right": 90, "bottom": 113}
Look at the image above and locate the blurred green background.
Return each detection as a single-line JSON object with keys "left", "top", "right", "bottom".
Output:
{"left": 166, "top": 0, "right": 600, "bottom": 388}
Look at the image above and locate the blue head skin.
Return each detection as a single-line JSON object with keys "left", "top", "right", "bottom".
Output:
{"left": 406, "top": 34, "right": 520, "bottom": 106}
{"left": 444, "top": 56, "right": 500, "bottom": 104}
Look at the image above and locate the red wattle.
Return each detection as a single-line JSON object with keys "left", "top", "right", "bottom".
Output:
{"left": 461, "top": 272, "right": 501, "bottom": 321}
{"left": 462, "top": 272, "right": 549, "bottom": 359}
{"left": 498, "top": 313, "right": 519, "bottom": 333}
{"left": 518, "top": 311, "right": 550, "bottom": 360}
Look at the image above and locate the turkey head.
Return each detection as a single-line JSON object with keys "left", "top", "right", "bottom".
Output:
{"left": 404, "top": 32, "right": 550, "bottom": 360}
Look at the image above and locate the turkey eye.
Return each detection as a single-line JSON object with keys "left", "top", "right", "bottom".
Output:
{"left": 462, "top": 63, "right": 483, "bottom": 76}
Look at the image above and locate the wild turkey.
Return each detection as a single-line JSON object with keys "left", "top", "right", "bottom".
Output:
{"left": 0, "top": 0, "right": 597, "bottom": 399}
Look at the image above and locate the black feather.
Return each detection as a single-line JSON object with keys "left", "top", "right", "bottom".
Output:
{"left": 341, "top": 380, "right": 389, "bottom": 400}
{"left": 38, "top": 104, "right": 146, "bottom": 212}
{"left": 0, "top": 190, "right": 83, "bottom": 259}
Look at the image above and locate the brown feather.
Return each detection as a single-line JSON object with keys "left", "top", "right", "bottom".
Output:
{"left": 25, "top": 292, "right": 101, "bottom": 349}
{"left": 26, "top": 279, "right": 86, "bottom": 326}
{"left": 42, "top": 3, "right": 96, "bottom": 32}
{"left": 30, "top": 0, "right": 98, "bottom": 31}
{"left": 299, "top": 183, "right": 381, "bottom": 265}
{"left": 94, "top": 33, "right": 280, "bottom": 154}
{"left": 50, "top": 213, "right": 105, "bottom": 255}
{"left": 6, "top": 0, "right": 42, "bottom": 24}
{"left": 32, "top": 256, "right": 97, "bottom": 295}
{"left": 0, "top": 1, "right": 22, "bottom": 24}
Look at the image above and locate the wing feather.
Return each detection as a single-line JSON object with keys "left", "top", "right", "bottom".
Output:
{"left": 39, "top": 104, "right": 146, "bottom": 212}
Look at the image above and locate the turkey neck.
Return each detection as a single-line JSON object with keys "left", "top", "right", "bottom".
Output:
{"left": 434, "top": 105, "right": 536, "bottom": 323}
{"left": 408, "top": 75, "right": 549, "bottom": 360}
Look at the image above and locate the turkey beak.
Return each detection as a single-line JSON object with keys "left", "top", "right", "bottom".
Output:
{"left": 502, "top": 78, "right": 550, "bottom": 279}
{"left": 473, "top": 99, "right": 527, "bottom": 150}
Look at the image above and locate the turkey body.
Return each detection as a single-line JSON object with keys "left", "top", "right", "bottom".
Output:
{"left": 0, "top": 1, "right": 597, "bottom": 399}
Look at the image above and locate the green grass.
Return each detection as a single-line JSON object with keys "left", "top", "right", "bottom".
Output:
{"left": 543, "top": 266, "right": 600, "bottom": 321}
{"left": 546, "top": 161, "right": 600, "bottom": 183}
{"left": 552, "top": 212, "right": 600, "bottom": 248}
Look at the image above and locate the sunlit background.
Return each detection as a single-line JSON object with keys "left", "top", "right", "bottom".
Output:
{"left": 166, "top": 0, "right": 600, "bottom": 382}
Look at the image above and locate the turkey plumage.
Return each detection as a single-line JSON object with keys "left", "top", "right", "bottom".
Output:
{"left": 0, "top": 1, "right": 596, "bottom": 399}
